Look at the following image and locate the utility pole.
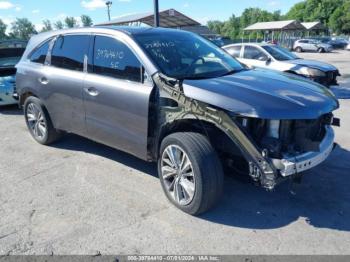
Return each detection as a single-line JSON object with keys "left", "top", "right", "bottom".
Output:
{"left": 153, "top": 0, "right": 159, "bottom": 27}
{"left": 106, "top": 1, "right": 112, "bottom": 21}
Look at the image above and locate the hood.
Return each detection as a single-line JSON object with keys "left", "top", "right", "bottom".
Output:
{"left": 287, "top": 59, "right": 337, "bottom": 72}
{"left": 183, "top": 68, "right": 338, "bottom": 119}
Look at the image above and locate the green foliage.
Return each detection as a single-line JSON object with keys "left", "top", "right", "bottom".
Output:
{"left": 10, "top": 18, "right": 37, "bottom": 40}
{"left": 208, "top": 0, "right": 349, "bottom": 39}
{"left": 208, "top": 7, "right": 282, "bottom": 39}
{"left": 41, "top": 19, "right": 53, "bottom": 32}
{"left": 0, "top": 19, "right": 7, "bottom": 40}
{"left": 81, "top": 15, "right": 93, "bottom": 27}
{"left": 54, "top": 20, "right": 64, "bottom": 30}
{"left": 64, "top": 17, "right": 77, "bottom": 28}
{"left": 330, "top": 0, "right": 350, "bottom": 34}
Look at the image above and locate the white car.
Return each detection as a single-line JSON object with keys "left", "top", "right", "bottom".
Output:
{"left": 346, "top": 43, "right": 350, "bottom": 50}
{"left": 223, "top": 43, "right": 340, "bottom": 87}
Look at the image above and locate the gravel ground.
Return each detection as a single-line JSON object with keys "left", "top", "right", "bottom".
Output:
{"left": 0, "top": 50, "right": 349, "bottom": 255}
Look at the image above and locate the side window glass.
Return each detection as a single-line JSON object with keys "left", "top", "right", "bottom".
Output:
{"left": 243, "top": 46, "right": 267, "bottom": 60}
{"left": 51, "top": 35, "right": 90, "bottom": 71}
{"left": 29, "top": 40, "right": 50, "bottom": 64}
{"left": 227, "top": 46, "right": 241, "bottom": 58}
{"left": 93, "top": 36, "right": 141, "bottom": 82}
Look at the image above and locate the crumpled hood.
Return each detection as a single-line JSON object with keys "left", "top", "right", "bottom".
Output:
{"left": 288, "top": 59, "right": 337, "bottom": 72}
{"left": 183, "top": 68, "right": 339, "bottom": 119}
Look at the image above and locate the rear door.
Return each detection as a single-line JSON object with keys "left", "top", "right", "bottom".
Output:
{"left": 43, "top": 34, "right": 90, "bottom": 135}
{"left": 83, "top": 35, "right": 153, "bottom": 159}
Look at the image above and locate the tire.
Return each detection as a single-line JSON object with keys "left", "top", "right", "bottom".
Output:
{"left": 24, "top": 96, "right": 62, "bottom": 145}
{"left": 295, "top": 46, "right": 302, "bottom": 53}
{"left": 318, "top": 47, "right": 325, "bottom": 53}
{"left": 158, "top": 132, "right": 224, "bottom": 215}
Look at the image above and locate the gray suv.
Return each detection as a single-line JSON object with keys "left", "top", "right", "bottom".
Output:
{"left": 16, "top": 27, "right": 339, "bottom": 215}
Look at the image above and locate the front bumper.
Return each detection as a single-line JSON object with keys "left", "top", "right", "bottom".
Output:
{"left": 271, "top": 126, "right": 335, "bottom": 177}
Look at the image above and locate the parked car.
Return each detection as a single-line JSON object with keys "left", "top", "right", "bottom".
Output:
{"left": 16, "top": 27, "right": 339, "bottom": 215}
{"left": 222, "top": 43, "right": 340, "bottom": 86}
{"left": 293, "top": 39, "right": 332, "bottom": 53}
{"left": 0, "top": 40, "right": 26, "bottom": 106}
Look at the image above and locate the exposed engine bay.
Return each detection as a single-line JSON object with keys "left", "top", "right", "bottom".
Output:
{"left": 153, "top": 72, "right": 340, "bottom": 191}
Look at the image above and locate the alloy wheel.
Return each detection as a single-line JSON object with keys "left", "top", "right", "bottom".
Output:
{"left": 26, "top": 103, "right": 47, "bottom": 139}
{"left": 161, "top": 145, "right": 196, "bottom": 206}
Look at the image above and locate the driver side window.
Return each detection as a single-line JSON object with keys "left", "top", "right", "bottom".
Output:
{"left": 243, "top": 46, "right": 267, "bottom": 61}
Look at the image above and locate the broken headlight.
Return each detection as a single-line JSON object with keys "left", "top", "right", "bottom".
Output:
{"left": 296, "top": 67, "right": 326, "bottom": 77}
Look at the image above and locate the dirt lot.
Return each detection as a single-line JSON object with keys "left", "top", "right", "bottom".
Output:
{"left": 0, "top": 50, "right": 350, "bottom": 255}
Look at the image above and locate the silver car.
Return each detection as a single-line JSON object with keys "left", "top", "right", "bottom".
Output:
{"left": 293, "top": 39, "right": 333, "bottom": 53}
{"left": 223, "top": 43, "right": 339, "bottom": 86}
{"left": 16, "top": 27, "right": 339, "bottom": 215}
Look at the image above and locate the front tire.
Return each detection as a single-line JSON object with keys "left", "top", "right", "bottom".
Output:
{"left": 24, "top": 96, "right": 62, "bottom": 145}
{"left": 158, "top": 132, "right": 224, "bottom": 215}
{"left": 318, "top": 47, "right": 325, "bottom": 53}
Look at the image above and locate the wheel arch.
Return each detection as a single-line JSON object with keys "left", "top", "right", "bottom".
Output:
{"left": 153, "top": 118, "right": 244, "bottom": 162}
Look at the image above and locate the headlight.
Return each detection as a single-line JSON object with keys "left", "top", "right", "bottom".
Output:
{"left": 296, "top": 67, "right": 326, "bottom": 77}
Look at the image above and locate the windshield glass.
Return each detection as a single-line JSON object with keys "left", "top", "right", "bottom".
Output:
{"left": 134, "top": 31, "right": 244, "bottom": 79}
{"left": 0, "top": 48, "right": 25, "bottom": 67}
{"left": 262, "top": 45, "right": 299, "bottom": 61}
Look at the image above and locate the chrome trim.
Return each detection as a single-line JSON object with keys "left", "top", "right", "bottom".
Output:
{"left": 271, "top": 126, "right": 334, "bottom": 177}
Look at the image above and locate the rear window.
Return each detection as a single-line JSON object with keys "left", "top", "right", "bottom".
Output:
{"left": 51, "top": 35, "right": 90, "bottom": 71}
{"left": 29, "top": 40, "right": 50, "bottom": 64}
{"left": 0, "top": 48, "right": 25, "bottom": 67}
{"left": 226, "top": 46, "right": 241, "bottom": 58}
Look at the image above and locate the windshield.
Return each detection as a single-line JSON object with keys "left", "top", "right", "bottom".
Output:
{"left": 0, "top": 48, "right": 25, "bottom": 67}
{"left": 134, "top": 31, "right": 244, "bottom": 79}
{"left": 262, "top": 45, "right": 299, "bottom": 61}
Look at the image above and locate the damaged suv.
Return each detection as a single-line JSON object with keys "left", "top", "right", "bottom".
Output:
{"left": 16, "top": 27, "right": 339, "bottom": 215}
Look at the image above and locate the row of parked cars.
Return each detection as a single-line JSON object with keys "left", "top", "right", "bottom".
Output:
{"left": 0, "top": 28, "right": 342, "bottom": 215}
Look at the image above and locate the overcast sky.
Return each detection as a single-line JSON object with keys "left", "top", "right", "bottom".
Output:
{"left": 0, "top": 0, "right": 301, "bottom": 31}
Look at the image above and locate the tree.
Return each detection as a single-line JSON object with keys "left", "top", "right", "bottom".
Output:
{"left": 54, "top": 20, "right": 64, "bottom": 30}
{"left": 64, "top": 17, "right": 77, "bottom": 28}
{"left": 0, "top": 19, "right": 7, "bottom": 40}
{"left": 10, "top": 18, "right": 37, "bottom": 40}
{"left": 330, "top": 0, "right": 350, "bottom": 34}
{"left": 81, "top": 15, "right": 93, "bottom": 27}
{"left": 41, "top": 19, "right": 53, "bottom": 32}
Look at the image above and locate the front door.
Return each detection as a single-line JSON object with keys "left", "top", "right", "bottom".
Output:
{"left": 240, "top": 45, "right": 269, "bottom": 69}
{"left": 83, "top": 35, "right": 153, "bottom": 159}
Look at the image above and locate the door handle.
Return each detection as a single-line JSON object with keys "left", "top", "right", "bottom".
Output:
{"left": 38, "top": 77, "right": 49, "bottom": 85}
{"left": 84, "top": 87, "right": 100, "bottom": 97}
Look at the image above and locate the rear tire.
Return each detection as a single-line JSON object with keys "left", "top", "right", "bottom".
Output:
{"left": 295, "top": 46, "right": 302, "bottom": 53}
{"left": 158, "top": 132, "right": 224, "bottom": 215}
{"left": 24, "top": 96, "right": 62, "bottom": 145}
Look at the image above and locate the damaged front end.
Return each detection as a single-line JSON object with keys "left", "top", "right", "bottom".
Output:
{"left": 152, "top": 72, "right": 340, "bottom": 191}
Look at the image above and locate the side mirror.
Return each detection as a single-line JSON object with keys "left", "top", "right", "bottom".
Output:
{"left": 266, "top": 57, "right": 272, "bottom": 64}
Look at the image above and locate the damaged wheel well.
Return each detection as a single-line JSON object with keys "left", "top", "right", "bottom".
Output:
{"left": 152, "top": 119, "right": 244, "bottom": 163}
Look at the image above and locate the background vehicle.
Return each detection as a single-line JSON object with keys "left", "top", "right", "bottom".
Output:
{"left": 223, "top": 43, "right": 340, "bottom": 86}
{"left": 0, "top": 40, "right": 26, "bottom": 106}
{"left": 16, "top": 27, "right": 339, "bottom": 215}
{"left": 293, "top": 39, "right": 332, "bottom": 53}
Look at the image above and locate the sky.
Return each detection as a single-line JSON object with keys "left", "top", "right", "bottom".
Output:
{"left": 0, "top": 0, "right": 301, "bottom": 32}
